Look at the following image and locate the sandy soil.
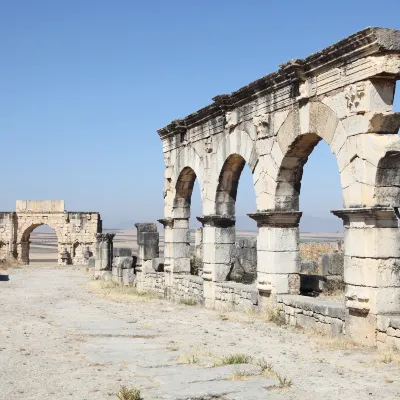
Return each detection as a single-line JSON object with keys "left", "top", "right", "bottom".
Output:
{"left": 0, "top": 265, "right": 399, "bottom": 400}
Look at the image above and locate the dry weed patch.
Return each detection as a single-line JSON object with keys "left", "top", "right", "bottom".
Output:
{"left": 89, "top": 280, "right": 162, "bottom": 302}
{"left": 116, "top": 386, "right": 142, "bottom": 400}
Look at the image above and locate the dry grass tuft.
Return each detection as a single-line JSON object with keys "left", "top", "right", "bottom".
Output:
{"left": 177, "top": 353, "right": 200, "bottom": 365}
{"left": 315, "top": 334, "right": 362, "bottom": 350}
{"left": 116, "top": 386, "right": 142, "bottom": 400}
{"left": 268, "top": 308, "right": 286, "bottom": 326}
{"left": 214, "top": 353, "right": 253, "bottom": 366}
{"left": 229, "top": 366, "right": 255, "bottom": 381}
{"left": 89, "top": 280, "right": 162, "bottom": 302}
{"left": 0, "top": 257, "right": 22, "bottom": 271}
{"left": 179, "top": 298, "right": 198, "bottom": 306}
{"left": 377, "top": 346, "right": 400, "bottom": 365}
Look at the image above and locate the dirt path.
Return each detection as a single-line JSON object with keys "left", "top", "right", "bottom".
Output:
{"left": 0, "top": 266, "right": 399, "bottom": 400}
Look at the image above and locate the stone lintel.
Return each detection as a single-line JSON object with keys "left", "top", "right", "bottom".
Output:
{"left": 331, "top": 207, "right": 398, "bottom": 225}
{"left": 247, "top": 211, "right": 302, "bottom": 228}
{"left": 196, "top": 215, "right": 235, "bottom": 228}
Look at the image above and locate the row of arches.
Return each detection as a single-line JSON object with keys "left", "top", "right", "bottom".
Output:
{"left": 161, "top": 93, "right": 400, "bottom": 344}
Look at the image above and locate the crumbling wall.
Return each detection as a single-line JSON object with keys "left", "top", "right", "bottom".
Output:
{"left": 277, "top": 295, "right": 345, "bottom": 336}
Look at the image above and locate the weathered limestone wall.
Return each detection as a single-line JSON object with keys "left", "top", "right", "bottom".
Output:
{"left": 277, "top": 295, "right": 345, "bottom": 336}
{"left": 213, "top": 282, "right": 258, "bottom": 311}
{"left": 376, "top": 315, "right": 400, "bottom": 350}
{"left": 0, "top": 213, "right": 15, "bottom": 260}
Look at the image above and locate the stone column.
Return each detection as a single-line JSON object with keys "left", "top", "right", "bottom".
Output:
{"left": 248, "top": 211, "right": 301, "bottom": 304}
{"left": 135, "top": 223, "right": 159, "bottom": 273}
{"left": 94, "top": 233, "right": 115, "bottom": 274}
{"left": 332, "top": 207, "right": 400, "bottom": 346}
{"left": 158, "top": 218, "right": 190, "bottom": 286}
{"left": 197, "top": 215, "right": 235, "bottom": 308}
{"left": 197, "top": 215, "right": 235, "bottom": 281}
{"left": 17, "top": 241, "right": 30, "bottom": 265}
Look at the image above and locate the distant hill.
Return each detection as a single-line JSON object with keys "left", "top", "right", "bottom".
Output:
{"left": 109, "top": 213, "right": 343, "bottom": 233}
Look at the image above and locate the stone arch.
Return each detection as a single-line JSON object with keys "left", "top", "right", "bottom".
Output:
{"left": 273, "top": 102, "right": 342, "bottom": 211}
{"left": 166, "top": 145, "right": 205, "bottom": 219}
{"left": 17, "top": 222, "right": 62, "bottom": 265}
{"left": 211, "top": 129, "right": 258, "bottom": 215}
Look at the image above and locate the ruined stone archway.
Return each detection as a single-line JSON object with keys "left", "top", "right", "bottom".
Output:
{"left": 0, "top": 200, "right": 102, "bottom": 266}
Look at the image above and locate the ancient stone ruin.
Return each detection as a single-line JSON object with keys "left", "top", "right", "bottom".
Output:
{"left": 0, "top": 200, "right": 101, "bottom": 265}
{"left": 91, "top": 28, "right": 400, "bottom": 349}
{"left": 146, "top": 27, "right": 400, "bottom": 348}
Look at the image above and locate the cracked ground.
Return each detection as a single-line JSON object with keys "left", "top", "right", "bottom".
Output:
{"left": 0, "top": 266, "right": 399, "bottom": 399}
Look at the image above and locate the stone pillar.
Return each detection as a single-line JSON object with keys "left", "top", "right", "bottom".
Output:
{"left": 17, "top": 241, "right": 30, "bottom": 265}
{"left": 94, "top": 233, "right": 115, "bottom": 274}
{"left": 61, "top": 247, "right": 71, "bottom": 265}
{"left": 196, "top": 216, "right": 235, "bottom": 308}
{"left": 197, "top": 215, "right": 235, "bottom": 281}
{"left": 332, "top": 207, "right": 400, "bottom": 346}
{"left": 194, "top": 227, "right": 203, "bottom": 276}
{"left": 135, "top": 223, "right": 159, "bottom": 273}
{"left": 248, "top": 211, "right": 301, "bottom": 304}
{"left": 158, "top": 218, "right": 190, "bottom": 287}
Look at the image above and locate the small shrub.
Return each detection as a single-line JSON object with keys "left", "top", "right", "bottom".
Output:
{"left": 179, "top": 298, "right": 198, "bottom": 306}
{"left": 116, "top": 386, "right": 142, "bottom": 400}
{"left": 214, "top": 353, "right": 253, "bottom": 366}
{"left": 219, "top": 314, "right": 229, "bottom": 321}
{"left": 256, "top": 358, "right": 273, "bottom": 375}
{"left": 276, "top": 373, "right": 292, "bottom": 388}
{"left": 268, "top": 308, "right": 285, "bottom": 326}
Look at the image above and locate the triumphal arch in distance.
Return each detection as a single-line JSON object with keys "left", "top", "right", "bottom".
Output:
{"left": 0, "top": 200, "right": 101, "bottom": 265}
{"left": 158, "top": 27, "right": 400, "bottom": 345}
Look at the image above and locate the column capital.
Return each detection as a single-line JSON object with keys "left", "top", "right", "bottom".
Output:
{"left": 247, "top": 211, "right": 302, "bottom": 228}
{"left": 157, "top": 218, "right": 173, "bottom": 228}
{"left": 158, "top": 217, "right": 189, "bottom": 228}
{"left": 196, "top": 215, "right": 235, "bottom": 228}
{"left": 96, "top": 233, "right": 115, "bottom": 243}
{"left": 331, "top": 207, "right": 399, "bottom": 226}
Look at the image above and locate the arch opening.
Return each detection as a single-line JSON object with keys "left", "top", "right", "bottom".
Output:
{"left": 394, "top": 80, "right": 400, "bottom": 116}
{"left": 24, "top": 224, "right": 59, "bottom": 265}
{"left": 173, "top": 167, "right": 202, "bottom": 276}
{"left": 276, "top": 133, "right": 344, "bottom": 297}
{"left": 216, "top": 154, "right": 257, "bottom": 284}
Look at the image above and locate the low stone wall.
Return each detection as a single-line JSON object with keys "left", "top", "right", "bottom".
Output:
{"left": 136, "top": 270, "right": 165, "bottom": 297}
{"left": 170, "top": 274, "right": 204, "bottom": 304}
{"left": 277, "top": 295, "right": 345, "bottom": 336}
{"left": 214, "top": 282, "right": 258, "bottom": 311}
{"left": 376, "top": 315, "right": 400, "bottom": 350}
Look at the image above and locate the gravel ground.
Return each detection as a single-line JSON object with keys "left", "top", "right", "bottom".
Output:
{"left": 0, "top": 266, "right": 399, "bottom": 400}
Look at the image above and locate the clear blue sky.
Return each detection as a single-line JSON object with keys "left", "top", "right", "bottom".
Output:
{"left": 1, "top": 0, "right": 399, "bottom": 229}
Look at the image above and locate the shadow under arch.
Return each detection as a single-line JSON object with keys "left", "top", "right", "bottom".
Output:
{"left": 173, "top": 166, "right": 198, "bottom": 219}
